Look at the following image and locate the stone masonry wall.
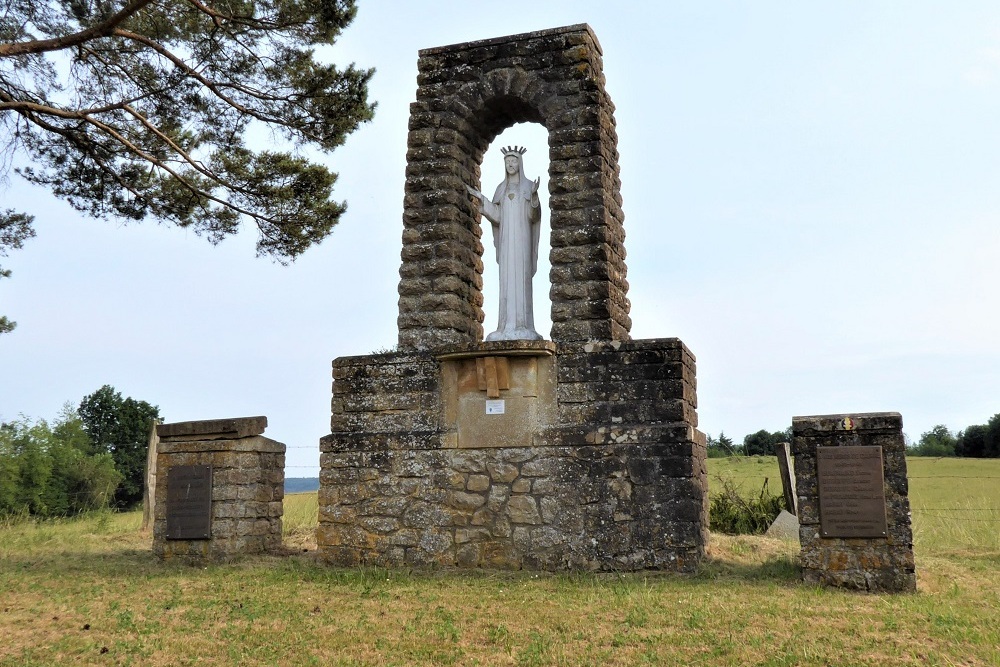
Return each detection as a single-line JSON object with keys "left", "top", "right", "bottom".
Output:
{"left": 318, "top": 339, "right": 707, "bottom": 571}
{"left": 792, "top": 413, "right": 916, "bottom": 592}
{"left": 398, "top": 24, "right": 630, "bottom": 348}
{"left": 153, "top": 432, "right": 285, "bottom": 561}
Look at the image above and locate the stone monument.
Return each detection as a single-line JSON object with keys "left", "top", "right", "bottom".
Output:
{"left": 791, "top": 413, "right": 916, "bottom": 592}
{"left": 153, "top": 416, "right": 285, "bottom": 561}
{"left": 318, "top": 24, "right": 708, "bottom": 572}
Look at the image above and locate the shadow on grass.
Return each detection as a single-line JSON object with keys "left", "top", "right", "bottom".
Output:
{"left": 0, "top": 545, "right": 807, "bottom": 597}
{"left": 2, "top": 515, "right": 806, "bottom": 592}
{"left": 694, "top": 553, "right": 802, "bottom": 585}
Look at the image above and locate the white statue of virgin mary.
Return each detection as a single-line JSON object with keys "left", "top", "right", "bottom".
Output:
{"left": 466, "top": 146, "right": 543, "bottom": 341}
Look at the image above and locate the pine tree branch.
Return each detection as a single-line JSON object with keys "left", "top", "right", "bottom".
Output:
{"left": 0, "top": 0, "right": 157, "bottom": 58}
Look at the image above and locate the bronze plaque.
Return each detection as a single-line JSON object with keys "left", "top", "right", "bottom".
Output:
{"left": 166, "top": 465, "right": 212, "bottom": 540}
{"left": 816, "top": 446, "right": 887, "bottom": 538}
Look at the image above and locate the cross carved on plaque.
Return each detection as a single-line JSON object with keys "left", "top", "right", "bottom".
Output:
{"left": 475, "top": 357, "right": 510, "bottom": 399}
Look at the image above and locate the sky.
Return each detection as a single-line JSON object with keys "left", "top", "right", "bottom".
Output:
{"left": 3, "top": 2, "right": 1000, "bottom": 476}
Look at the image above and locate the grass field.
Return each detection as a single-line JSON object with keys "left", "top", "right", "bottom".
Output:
{"left": 710, "top": 456, "right": 1000, "bottom": 553}
{"left": 1, "top": 459, "right": 998, "bottom": 666}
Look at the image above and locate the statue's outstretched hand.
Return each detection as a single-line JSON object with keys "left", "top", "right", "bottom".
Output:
{"left": 532, "top": 177, "right": 540, "bottom": 192}
{"left": 466, "top": 184, "right": 482, "bottom": 200}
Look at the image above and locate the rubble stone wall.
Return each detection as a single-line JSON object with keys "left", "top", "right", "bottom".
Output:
{"left": 319, "top": 339, "right": 707, "bottom": 571}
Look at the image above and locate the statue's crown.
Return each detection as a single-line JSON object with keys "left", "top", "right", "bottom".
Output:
{"left": 501, "top": 145, "right": 527, "bottom": 157}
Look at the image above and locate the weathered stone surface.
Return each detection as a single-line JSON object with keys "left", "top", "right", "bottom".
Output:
{"left": 506, "top": 496, "right": 542, "bottom": 525}
{"left": 318, "top": 339, "right": 706, "bottom": 572}
{"left": 792, "top": 412, "right": 915, "bottom": 592}
{"left": 153, "top": 429, "right": 285, "bottom": 562}
{"left": 466, "top": 474, "right": 491, "bottom": 492}
{"left": 766, "top": 510, "right": 800, "bottom": 541}
{"left": 157, "top": 416, "right": 268, "bottom": 441}
{"left": 158, "top": 436, "right": 285, "bottom": 454}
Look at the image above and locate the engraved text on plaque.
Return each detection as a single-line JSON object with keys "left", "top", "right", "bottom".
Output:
{"left": 816, "top": 446, "right": 887, "bottom": 539}
{"left": 166, "top": 465, "right": 212, "bottom": 540}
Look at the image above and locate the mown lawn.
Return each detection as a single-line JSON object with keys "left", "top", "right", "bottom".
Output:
{"left": 1, "top": 460, "right": 998, "bottom": 666}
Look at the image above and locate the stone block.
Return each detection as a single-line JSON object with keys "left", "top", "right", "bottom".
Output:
{"left": 153, "top": 428, "right": 285, "bottom": 562}
{"left": 157, "top": 416, "right": 267, "bottom": 441}
{"left": 448, "top": 491, "right": 487, "bottom": 511}
{"left": 506, "top": 496, "right": 542, "bottom": 525}
{"left": 466, "top": 474, "right": 491, "bottom": 492}
{"left": 487, "top": 462, "right": 519, "bottom": 484}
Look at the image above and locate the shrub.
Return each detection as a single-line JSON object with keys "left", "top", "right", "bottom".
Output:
{"left": 710, "top": 477, "right": 784, "bottom": 535}
{"left": 742, "top": 429, "right": 791, "bottom": 457}
{"left": 0, "top": 410, "right": 122, "bottom": 517}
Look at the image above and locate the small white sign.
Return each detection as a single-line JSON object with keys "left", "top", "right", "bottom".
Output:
{"left": 485, "top": 399, "right": 506, "bottom": 415}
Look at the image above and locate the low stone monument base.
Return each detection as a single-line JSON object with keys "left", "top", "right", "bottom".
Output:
{"left": 792, "top": 413, "right": 915, "bottom": 592}
{"left": 152, "top": 417, "right": 285, "bottom": 562}
{"left": 319, "top": 339, "right": 708, "bottom": 572}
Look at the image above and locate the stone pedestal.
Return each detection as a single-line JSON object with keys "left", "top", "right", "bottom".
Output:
{"left": 319, "top": 339, "right": 707, "bottom": 572}
{"left": 152, "top": 417, "right": 285, "bottom": 561}
{"left": 792, "top": 413, "right": 916, "bottom": 592}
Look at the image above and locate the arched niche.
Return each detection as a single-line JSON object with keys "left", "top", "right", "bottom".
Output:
{"left": 397, "top": 24, "right": 631, "bottom": 350}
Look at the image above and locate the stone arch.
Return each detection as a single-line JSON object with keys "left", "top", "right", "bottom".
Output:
{"left": 397, "top": 24, "right": 631, "bottom": 350}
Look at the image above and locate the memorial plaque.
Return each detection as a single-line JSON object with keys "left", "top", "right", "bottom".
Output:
{"left": 816, "top": 446, "right": 887, "bottom": 538}
{"left": 166, "top": 465, "right": 212, "bottom": 540}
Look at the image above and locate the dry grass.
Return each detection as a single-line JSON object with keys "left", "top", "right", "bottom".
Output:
{"left": 906, "top": 457, "right": 1000, "bottom": 553}
{"left": 283, "top": 491, "right": 318, "bottom": 552}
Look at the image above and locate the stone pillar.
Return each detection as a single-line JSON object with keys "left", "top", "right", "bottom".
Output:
{"left": 791, "top": 413, "right": 915, "bottom": 592}
{"left": 152, "top": 417, "right": 285, "bottom": 561}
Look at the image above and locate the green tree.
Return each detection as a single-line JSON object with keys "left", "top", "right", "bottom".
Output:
{"left": 707, "top": 431, "right": 738, "bottom": 457}
{"left": 0, "top": 422, "right": 23, "bottom": 512}
{"left": 0, "top": 410, "right": 121, "bottom": 516}
{"left": 78, "top": 385, "right": 160, "bottom": 507}
{"left": 43, "top": 406, "right": 122, "bottom": 514}
{"left": 0, "top": 211, "right": 35, "bottom": 334}
{"left": 984, "top": 413, "right": 1000, "bottom": 458}
{"left": 741, "top": 428, "right": 791, "bottom": 457}
{"left": 909, "top": 424, "right": 957, "bottom": 457}
{"left": 956, "top": 424, "right": 988, "bottom": 458}
{"left": 1, "top": 0, "right": 375, "bottom": 329}
{"left": 0, "top": 417, "right": 54, "bottom": 514}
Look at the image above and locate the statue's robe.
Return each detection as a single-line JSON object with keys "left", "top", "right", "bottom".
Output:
{"left": 480, "top": 164, "right": 542, "bottom": 341}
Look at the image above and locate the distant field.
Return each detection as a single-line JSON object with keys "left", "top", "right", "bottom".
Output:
{"left": 708, "top": 456, "right": 1000, "bottom": 554}
{"left": 0, "top": 460, "right": 997, "bottom": 666}
{"left": 285, "top": 477, "right": 320, "bottom": 494}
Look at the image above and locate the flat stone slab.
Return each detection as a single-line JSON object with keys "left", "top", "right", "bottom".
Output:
{"left": 436, "top": 340, "right": 557, "bottom": 360}
{"left": 792, "top": 412, "right": 902, "bottom": 434}
{"left": 766, "top": 510, "right": 800, "bottom": 541}
{"left": 157, "top": 416, "right": 267, "bottom": 441}
{"left": 157, "top": 435, "right": 285, "bottom": 454}
{"left": 419, "top": 23, "right": 601, "bottom": 57}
